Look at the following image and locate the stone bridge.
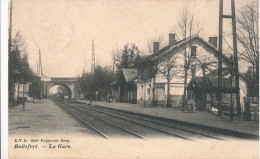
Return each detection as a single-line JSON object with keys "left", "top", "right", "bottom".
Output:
{"left": 42, "top": 77, "right": 79, "bottom": 99}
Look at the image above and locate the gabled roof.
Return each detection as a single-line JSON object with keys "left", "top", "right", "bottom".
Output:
{"left": 188, "top": 76, "right": 236, "bottom": 92}
{"left": 122, "top": 69, "right": 138, "bottom": 82}
{"left": 137, "top": 35, "right": 230, "bottom": 65}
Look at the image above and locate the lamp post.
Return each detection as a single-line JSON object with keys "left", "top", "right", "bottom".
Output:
{"left": 22, "top": 78, "right": 25, "bottom": 111}
{"left": 21, "top": 66, "right": 26, "bottom": 111}
{"left": 227, "top": 56, "right": 235, "bottom": 121}
{"left": 16, "top": 71, "right": 20, "bottom": 101}
{"left": 33, "top": 77, "right": 36, "bottom": 104}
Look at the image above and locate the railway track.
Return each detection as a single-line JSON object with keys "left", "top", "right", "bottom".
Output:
{"left": 53, "top": 99, "right": 255, "bottom": 140}
{"left": 53, "top": 99, "right": 147, "bottom": 139}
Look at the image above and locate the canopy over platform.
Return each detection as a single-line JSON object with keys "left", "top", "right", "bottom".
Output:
{"left": 187, "top": 77, "right": 236, "bottom": 93}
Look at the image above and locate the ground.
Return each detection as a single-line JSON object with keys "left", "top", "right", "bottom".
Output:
{"left": 9, "top": 98, "right": 94, "bottom": 136}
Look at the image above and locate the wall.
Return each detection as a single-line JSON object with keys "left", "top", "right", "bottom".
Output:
{"left": 136, "top": 39, "right": 242, "bottom": 107}
{"left": 137, "top": 82, "right": 152, "bottom": 106}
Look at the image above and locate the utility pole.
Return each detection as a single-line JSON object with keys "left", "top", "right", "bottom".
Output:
{"left": 91, "top": 40, "right": 95, "bottom": 74}
{"left": 38, "top": 49, "right": 43, "bottom": 99}
{"left": 218, "top": 0, "right": 223, "bottom": 116}
{"left": 39, "top": 49, "right": 42, "bottom": 77}
{"left": 90, "top": 40, "right": 95, "bottom": 103}
{"left": 231, "top": 0, "right": 241, "bottom": 116}
{"left": 37, "top": 61, "right": 39, "bottom": 76}
{"left": 218, "top": 0, "right": 241, "bottom": 116}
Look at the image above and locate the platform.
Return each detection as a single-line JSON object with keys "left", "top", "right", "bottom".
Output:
{"left": 78, "top": 100, "right": 259, "bottom": 137}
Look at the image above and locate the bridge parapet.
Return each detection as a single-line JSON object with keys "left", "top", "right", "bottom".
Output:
{"left": 50, "top": 77, "right": 79, "bottom": 82}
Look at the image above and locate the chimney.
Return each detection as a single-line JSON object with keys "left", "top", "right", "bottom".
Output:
{"left": 191, "top": 46, "right": 197, "bottom": 57}
{"left": 153, "top": 42, "right": 159, "bottom": 54}
{"left": 169, "top": 33, "right": 176, "bottom": 46}
{"left": 209, "top": 37, "right": 218, "bottom": 48}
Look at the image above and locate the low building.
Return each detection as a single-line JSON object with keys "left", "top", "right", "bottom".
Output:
{"left": 186, "top": 77, "right": 237, "bottom": 111}
{"left": 110, "top": 69, "right": 138, "bottom": 103}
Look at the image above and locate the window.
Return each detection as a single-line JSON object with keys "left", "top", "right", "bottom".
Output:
{"left": 191, "top": 46, "right": 197, "bottom": 57}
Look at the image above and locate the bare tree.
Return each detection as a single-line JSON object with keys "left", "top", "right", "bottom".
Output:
{"left": 236, "top": 0, "right": 258, "bottom": 74}
{"left": 173, "top": 4, "right": 203, "bottom": 107}
{"left": 237, "top": 0, "right": 259, "bottom": 100}
{"left": 175, "top": 5, "right": 202, "bottom": 107}
{"left": 223, "top": 0, "right": 258, "bottom": 98}
{"left": 158, "top": 55, "right": 180, "bottom": 107}
{"left": 192, "top": 48, "right": 218, "bottom": 110}
{"left": 146, "top": 35, "right": 167, "bottom": 106}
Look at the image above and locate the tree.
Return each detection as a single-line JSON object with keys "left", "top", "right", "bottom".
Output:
{"left": 9, "top": 46, "right": 21, "bottom": 102}
{"left": 158, "top": 55, "right": 180, "bottom": 107}
{"left": 111, "top": 43, "right": 141, "bottom": 101}
{"left": 236, "top": 0, "right": 259, "bottom": 98}
{"left": 221, "top": 0, "right": 258, "bottom": 115}
{"left": 173, "top": 4, "right": 203, "bottom": 107}
{"left": 79, "top": 66, "right": 114, "bottom": 101}
{"left": 224, "top": 0, "right": 258, "bottom": 96}
{"left": 9, "top": 31, "right": 35, "bottom": 103}
{"left": 9, "top": 32, "right": 26, "bottom": 102}
{"left": 113, "top": 43, "right": 141, "bottom": 70}
{"left": 28, "top": 77, "right": 43, "bottom": 100}
{"left": 243, "top": 67, "right": 257, "bottom": 97}
{"left": 94, "top": 66, "right": 114, "bottom": 100}
{"left": 79, "top": 72, "right": 95, "bottom": 100}
{"left": 147, "top": 35, "right": 167, "bottom": 106}
{"left": 236, "top": 0, "right": 258, "bottom": 74}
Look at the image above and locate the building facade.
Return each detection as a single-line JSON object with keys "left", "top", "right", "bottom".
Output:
{"left": 135, "top": 34, "right": 247, "bottom": 110}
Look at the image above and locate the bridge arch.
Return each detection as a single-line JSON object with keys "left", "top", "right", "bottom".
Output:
{"left": 43, "top": 77, "right": 79, "bottom": 99}
{"left": 47, "top": 83, "right": 72, "bottom": 99}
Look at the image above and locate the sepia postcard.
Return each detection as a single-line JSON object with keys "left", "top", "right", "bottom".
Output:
{"left": 3, "top": 0, "right": 259, "bottom": 158}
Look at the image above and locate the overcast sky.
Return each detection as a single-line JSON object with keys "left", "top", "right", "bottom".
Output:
{"left": 11, "top": 0, "right": 248, "bottom": 77}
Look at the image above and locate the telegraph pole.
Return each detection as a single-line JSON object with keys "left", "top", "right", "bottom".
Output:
{"left": 91, "top": 40, "right": 95, "bottom": 74}
{"left": 231, "top": 0, "right": 241, "bottom": 116}
{"left": 218, "top": 0, "right": 223, "bottom": 116}
{"left": 37, "top": 61, "right": 39, "bottom": 76}
{"left": 90, "top": 40, "right": 95, "bottom": 103}
{"left": 38, "top": 49, "right": 43, "bottom": 99}
{"left": 39, "top": 49, "right": 42, "bottom": 77}
{"left": 218, "top": 0, "right": 241, "bottom": 116}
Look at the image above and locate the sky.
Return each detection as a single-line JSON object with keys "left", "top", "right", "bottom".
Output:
{"left": 10, "top": 0, "right": 249, "bottom": 77}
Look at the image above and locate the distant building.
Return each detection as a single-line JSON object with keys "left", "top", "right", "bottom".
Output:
{"left": 110, "top": 69, "right": 138, "bottom": 103}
